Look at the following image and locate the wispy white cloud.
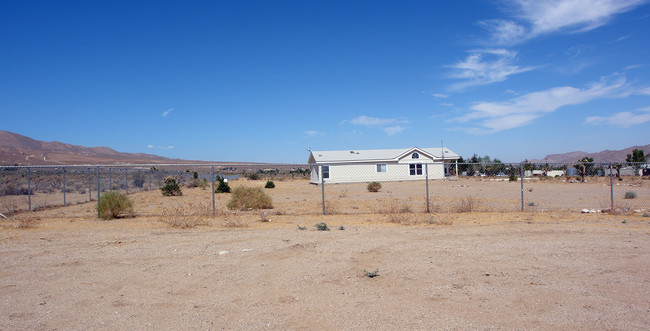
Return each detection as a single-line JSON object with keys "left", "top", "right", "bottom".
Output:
{"left": 346, "top": 115, "right": 410, "bottom": 136}
{"left": 383, "top": 126, "right": 405, "bottom": 136}
{"left": 624, "top": 64, "right": 644, "bottom": 70}
{"left": 162, "top": 108, "right": 174, "bottom": 117}
{"left": 304, "top": 130, "right": 325, "bottom": 138}
{"left": 432, "top": 93, "right": 449, "bottom": 98}
{"left": 447, "top": 49, "right": 536, "bottom": 91}
{"left": 349, "top": 115, "right": 409, "bottom": 127}
{"left": 585, "top": 106, "right": 650, "bottom": 127}
{"left": 614, "top": 34, "right": 633, "bottom": 42}
{"left": 482, "top": 0, "right": 646, "bottom": 45}
{"left": 147, "top": 144, "right": 174, "bottom": 150}
{"left": 452, "top": 74, "right": 644, "bottom": 134}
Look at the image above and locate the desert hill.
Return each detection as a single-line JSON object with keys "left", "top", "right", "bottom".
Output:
{"left": 0, "top": 130, "right": 195, "bottom": 166}
{"left": 529, "top": 144, "right": 650, "bottom": 163}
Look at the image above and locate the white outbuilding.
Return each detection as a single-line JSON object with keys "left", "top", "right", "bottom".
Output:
{"left": 308, "top": 147, "right": 460, "bottom": 184}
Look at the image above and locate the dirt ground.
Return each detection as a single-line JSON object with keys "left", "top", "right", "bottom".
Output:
{"left": 1, "top": 202, "right": 649, "bottom": 329}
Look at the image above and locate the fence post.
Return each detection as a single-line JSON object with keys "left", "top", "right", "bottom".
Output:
{"left": 63, "top": 167, "right": 66, "bottom": 206}
{"left": 211, "top": 165, "right": 215, "bottom": 215}
{"left": 520, "top": 163, "right": 524, "bottom": 212}
{"left": 609, "top": 162, "right": 614, "bottom": 210}
{"left": 27, "top": 167, "right": 31, "bottom": 211}
{"left": 425, "top": 163, "right": 430, "bottom": 213}
{"left": 96, "top": 166, "right": 100, "bottom": 217}
{"left": 88, "top": 168, "right": 92, "bottom": 201}
{"left": 321, "top": 165, "right": 326, "bottom": 215}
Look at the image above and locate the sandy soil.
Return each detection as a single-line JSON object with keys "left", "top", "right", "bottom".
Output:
{"left": 2, "top": 177, "right": 649, "bottom": 217}
{"left": 1, "top": 206, "right": 649, "bottom": 329}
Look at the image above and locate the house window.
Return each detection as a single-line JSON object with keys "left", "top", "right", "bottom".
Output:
{"left": 377, "top": 164, "right": 387, "bottom": 173}
{"left": 409, "top": 163, "right": 422, "bottom": 176}
{"left": 322, "top": 166, "right": 330, "bottom": 179}
{"left": 412, "top": 152, "right": 419, "bottom": 159}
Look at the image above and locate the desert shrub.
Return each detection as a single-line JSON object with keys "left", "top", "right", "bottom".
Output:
{"left": 161, "top": 177, "right": 182, "bottom": 196}
{"left": 367, "top": 182, "right": 381, "bottom": 192}
{"left": 97, "top": 191, "right": 134, "bottom": 220}
{"left": 509, "top": 173, "right": 517, "bottom": 182}
{"left": 454, "top": 195, "right": 479, "bottom": 213}
{"left": 227, "top": 187, "right": 273, "bottom": 210}
{"left": 248, "top": 173, "right": 260, "bottom": 180}
{"left": 265, "top": 180, "right": 275, "bottom": 189}
{"left": 186, "top": 178, "right": 207, "bottom": 188}
{"left": 297, "top": 225, "right": 308, "bottom": 230}
{"left": 363, "top": 269, "right": 379, "bottom": 278}
{"left": 624, "top": 191, "right": 637, "bottom": 199}
{"left": 215, "top": 178, "right": 231, "bottom": 193}
{"left": 315, "top": 222, "right": 330, "bottom": 231}
{"left": 1, "top": 184, "right": 31, "bottom": 196}
{"left": 132, "top": 173, "right": 146, "bottom": 188}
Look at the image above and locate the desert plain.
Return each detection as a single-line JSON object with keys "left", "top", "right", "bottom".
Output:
{"left": 1, "top": 178, "right": 649, "bottom": 329}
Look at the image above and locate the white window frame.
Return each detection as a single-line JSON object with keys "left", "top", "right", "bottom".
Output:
{"left": 377, "top": 164, "right": 387, "bottom": 173}
{"left": 322, "top": 165, "right": 330, "bottom": 179}
{"left": 412, "top": 152, "right": 419, "bottom": 159}
{"left": 409, "top": 163, "right": 422, "bottom": 176}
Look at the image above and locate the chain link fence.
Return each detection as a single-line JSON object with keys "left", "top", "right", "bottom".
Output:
{"left": 0, "top": 162, "right": 648, "bottom": 218}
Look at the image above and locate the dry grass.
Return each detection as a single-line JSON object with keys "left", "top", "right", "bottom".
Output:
{"left": 159, "top": 205, "right": 210, "bottom": 229}
{"left": 0, "top": 214, "right": 39, "bottom": 230}
{"left": 222, "top": 214, "right": 250, "bottom": 228}
{"left": 454, "top": 195, "right": 480, "bottom": 213}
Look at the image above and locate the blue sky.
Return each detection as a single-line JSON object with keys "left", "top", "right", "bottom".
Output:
{"left": 1, "top": 0, "right": 649, "bottom": 163}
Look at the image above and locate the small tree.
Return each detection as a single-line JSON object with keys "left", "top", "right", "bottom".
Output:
{"left": 265, "top": 180, "right": 275, "bottom": 189}
{"left": 161, "top": 176, "right": 182, "bottom": 196}
{"left": 626, "top": 149, "right": 648, "bottom": 176}
{"left": 215, "top": 176, "right": 231, "bottom": 193}
{"left": 574, "top": 157, "right": 593, "bottom": 182}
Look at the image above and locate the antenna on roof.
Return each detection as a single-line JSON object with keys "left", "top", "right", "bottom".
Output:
{"left": 307, "top": 147, "right": 311, "bottom": 152}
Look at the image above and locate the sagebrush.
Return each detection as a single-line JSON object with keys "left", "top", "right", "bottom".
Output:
{"left": 97, "top": 191, "right": 134, "bottom": 220}
{"left": 227, "top": 186, "right": 273, "bottom": 210}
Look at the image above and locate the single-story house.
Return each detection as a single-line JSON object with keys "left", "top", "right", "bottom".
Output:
{"left": 308, "top": 147, "right": 461, "bottom": 184}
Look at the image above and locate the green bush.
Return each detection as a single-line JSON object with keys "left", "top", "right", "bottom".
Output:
{"left": 215, "top": 178, "right": 231, "bottom": 193}
{"left": 509, "top": 173, "right": 517, "bottom": 182}
{"left": 265, "top": 180, "right": 275, "bottom": 189}
{"left": 97, "top": 191, "right": 133, "bottom": 220}
{"left": 315, "top": 222, "right": 330, "bottom": 231}
{"left": 161, "top": 177, "right": 182, "bottom": 196}
{"left": 625, "top": 191, "right": 637, "bottom": 199}
{"left": 227, "top": 187, "right": 273, "bottom": 210}
{"left": 248, "top": 173, "right": 260, "bottom": 180}
{"left": 367, "top": 182, "right": 381, "bottom": 192}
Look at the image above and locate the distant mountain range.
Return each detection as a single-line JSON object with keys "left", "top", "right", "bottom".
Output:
{"left": 529, "top": 145, "right": 650, "bottom": 163}
{"left": 0, "top": 130, "right": 199, "bottom": 166}
{"left": 1, "top": 130, "right": 647, "bottom": 166}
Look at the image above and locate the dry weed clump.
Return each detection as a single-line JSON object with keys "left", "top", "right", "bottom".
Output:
{"left": 0, "top": 215, "right": 39, "bottom": 230}
{"left": 223, "top": 214, "right": 250, "bottom": 228}
{"left": 454, "top": 195, "right": 480, "bottom": 213}
{"left": 160, "top": 206, "right": 210, "bottom": 229}
{"left": 383, "top": 201, "right": 416, "bottom": 225}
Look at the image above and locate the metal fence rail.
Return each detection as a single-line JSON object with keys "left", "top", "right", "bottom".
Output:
{"left": 0, "top": 162, "right": 648, "bottom": 217}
